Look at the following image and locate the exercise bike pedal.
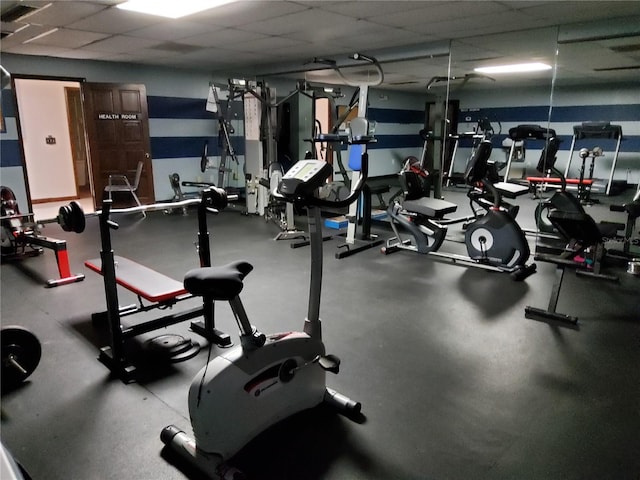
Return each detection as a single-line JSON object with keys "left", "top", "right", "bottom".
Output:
{"left": 318, "top": 354, "right": 340, "bottom": 374}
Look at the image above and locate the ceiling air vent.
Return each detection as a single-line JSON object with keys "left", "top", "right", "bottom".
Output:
{"left": 1, "top": 4, "right": 40, "bottom": 22}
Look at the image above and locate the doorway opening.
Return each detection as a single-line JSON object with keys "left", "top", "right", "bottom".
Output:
{"left": 13, "top": 77, "right": 94, "bottom": 220}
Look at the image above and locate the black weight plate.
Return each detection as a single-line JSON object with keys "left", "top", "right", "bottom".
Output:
{"left": 69, "top": 201, "right": 86, "bottom": 233}
{"left": 1, "top": 326, "right": 42, "bottom": 389}
{"left": 58, "top": 205, "right": 73, "bottom": 232}
{"left": 169, "top": 342, "right": 200, "bottom": 363}
{"left": 145, "top": 334, "right": 192, "bottom": 356}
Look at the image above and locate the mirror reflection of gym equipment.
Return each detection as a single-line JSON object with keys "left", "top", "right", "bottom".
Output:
{"left": 1, "top": 4, "right": 639, "bottom": 480}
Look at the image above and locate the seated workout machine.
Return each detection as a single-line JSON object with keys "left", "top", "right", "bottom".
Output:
{"left": 383, "top": 139, "right": 537, "bottom": 281}
{"left": 531, "top": 137, "right": 624, "bottom": 243}
{"left": 84, "top": 189, "right": 234, "bottom": 383}
{"left": 1, "top": 186, "right": 85, "bottom": 287}
{"left": 161, "top": 118, "right": 372, "bottom": 479}
{"left": 525, "top": 209, "right": 619, "bottom": 325}
{"left": 608, "top": 185, "right": 640, "bottom": 258}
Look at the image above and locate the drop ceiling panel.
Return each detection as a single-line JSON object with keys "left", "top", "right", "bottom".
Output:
{"left": 17, "top": 1, "right": 107, "bottom": 27}
{"left": 180, "top": 27, "right": 267, "bottom": 48}
{"left": 29, "top": 28, "right": 110, "bottom": 48}
{"left": 83, "top": 35, "right": 159, "bottom": 53}
{"left": 521, "top": 1, "right": 640, "bottom": 22}
{"left": 0, "top": 23, "right": 53, "bottom": 47}
{"left": 127, "top": 19, "right": 214, "bottom": 41}
{"left": 237, "top": 9, "right": 356, "bottom": 36}
{"left": 66, "top": 8, "right": 163, "bottom": 34}
{"left": 367, "top": 2, "right": 506, "bottom": 29}
{"left": 319, "top": 1, "right": 441, "bottom": 19}
{"left": 230, "top": 35, "right": 309, "bottom": 53}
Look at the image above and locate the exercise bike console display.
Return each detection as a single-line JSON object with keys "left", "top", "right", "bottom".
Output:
{"left": 278, "top": 159, "right": 332, "bottom": 198}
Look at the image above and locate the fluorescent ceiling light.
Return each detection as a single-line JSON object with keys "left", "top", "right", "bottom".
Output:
{"left": 474, "top": 62, "right": 552, "bottom": 74}
{"left": 116, "top": 0, "right": 236, "bottom": 19}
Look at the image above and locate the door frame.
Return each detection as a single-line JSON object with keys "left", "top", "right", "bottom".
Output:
{"left": 10, "top": 74, "right": 87, "bottom": 211}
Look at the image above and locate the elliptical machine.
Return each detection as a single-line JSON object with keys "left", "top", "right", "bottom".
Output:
{"left": 383, "top": 139, "right": 536, "bottom": 281}
{"left": 161, "top": 118, "right": 373, "bottom": 479}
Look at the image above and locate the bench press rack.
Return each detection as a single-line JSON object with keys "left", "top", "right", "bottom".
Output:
{"left": 85, "top": 189, "right": 233, "bottom": 382}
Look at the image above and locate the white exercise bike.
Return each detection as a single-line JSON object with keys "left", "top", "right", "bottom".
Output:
{"left": 161, "top": 118, "right": 374, "bottom": 479}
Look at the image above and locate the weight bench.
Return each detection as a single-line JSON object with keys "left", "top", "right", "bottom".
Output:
{"left": 527, "top": 176, "right": 595, "bottom": 201}
{"left": 85, "top": 256, "right": 188, "bottom": 304}
{"left": 85, "top": 255, "right": 230, "bottom": 344}
{"left": 525, "top": 209, "right": 618, "bottom": 325}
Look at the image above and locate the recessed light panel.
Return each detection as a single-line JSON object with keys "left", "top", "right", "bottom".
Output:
{"left": 474, "top": 62, "right": 552, "bottom": 74}
{"left": 116, "top": 0, "right": 236, "bottom": 19}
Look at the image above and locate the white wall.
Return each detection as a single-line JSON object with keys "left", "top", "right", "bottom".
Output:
{"left": 14, "top": 78, "right": 78, "bottom": 201}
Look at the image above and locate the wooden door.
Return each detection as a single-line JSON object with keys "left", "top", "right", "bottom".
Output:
{"left": 65, "top": 87, "right": 89, "bottom": 197}
{"left": 82, "top": 82, "right": 154, "bottom": 207}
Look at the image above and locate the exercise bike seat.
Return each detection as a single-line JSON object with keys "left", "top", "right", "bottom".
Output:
{"left": 403, "top": 197, "right": 457, "bottom": 218}
{"left": 184, "top": 260, "right": 253, "bottom": 301}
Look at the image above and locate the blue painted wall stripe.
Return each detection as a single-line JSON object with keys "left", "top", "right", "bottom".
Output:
{"left": 488, "top": 134, "right": 640, "bottom": 151}
{"left": 369, "top": 134, "right": 423, "bottom": 150}
{"left": 369, "top": 107, "right": 425, "bottom": 124}
{"left": 147, "top": 95, "right": 245, "bottom": 120}
{"left": 150, "top": 136, "right": 245, "bottom": 159}
{"left": 550, "top": 104, "right": 640, "bottom": 123}
{"left": 0, "top": 140, "right": 22, "bottom": 167}
{"left": 1, "top": 90, "right": 16, "bottom": 117}
{"left": 460, "top": 104, "right": 639, "bottom": 124}
{"left": 147, "top": 95, "right": 217, "bottom": 119}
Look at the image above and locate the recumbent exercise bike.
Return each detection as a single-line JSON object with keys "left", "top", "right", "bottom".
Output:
{"left": 383, "top": 139, "right": 536, "bottom": 281}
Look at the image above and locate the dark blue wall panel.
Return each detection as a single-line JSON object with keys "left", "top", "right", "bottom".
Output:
{"left": 0, "top": 140, "right": 21, "bottom": 167}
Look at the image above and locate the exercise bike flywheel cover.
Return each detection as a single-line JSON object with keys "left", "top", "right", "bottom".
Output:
{"left": 1, "top": 326, "right": 42, "bottom": 389}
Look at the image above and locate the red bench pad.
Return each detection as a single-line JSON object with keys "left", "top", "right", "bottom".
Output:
{"left": 85, "top": 256, "right": 187, "bottom": 303}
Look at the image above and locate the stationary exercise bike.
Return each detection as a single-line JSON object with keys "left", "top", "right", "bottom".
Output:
{"left": 383, "top": 139, "right": 536, "bottom": 281}
{"left": 161, "top": 118, "right": 373, "bottom": 479}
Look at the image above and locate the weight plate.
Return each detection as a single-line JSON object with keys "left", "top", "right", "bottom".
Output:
{"left": 1, "top": 326, "right": 42, "bottom": 389}
{"left": 69, "top": 201, "right": 86, "bottom": 233}
{"left": 144, "top": 334, "right": 200, "bottom": 363}
{"left": 58, "top": 205, "right": 72, "bottom": 232}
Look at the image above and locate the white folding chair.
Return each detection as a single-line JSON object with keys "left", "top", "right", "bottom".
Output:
{"left": 104, "top": 161, "right": 146, "bottom": 217}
